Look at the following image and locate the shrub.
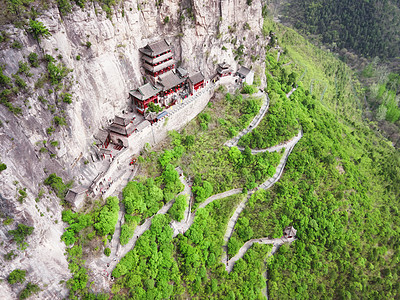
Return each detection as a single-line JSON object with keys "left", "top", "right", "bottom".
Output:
{"left": 18, "top": 189, "right": 27, "bottom": 203}
{"left": 19, "top": 282, "right": 40, "bottom": 299}
{"left": 228, "top": 236, "right": 241, "bottom": 256}
{"left": 4, "top": 250, "right": 17, "bottom": 261}
{"left": 61, "top": 93, "right": 72, "bottom": 104}
{"left": 38, "top": 96, "right": 47, "bottom": 104}
{"left": 13, "top": 74, "right": 27, "bottom": 89}
{"left": 163, "top": 16, "right": 170, "bottom": 24}
{"left": 47, "top": 62, "right": 69, "bottom": 85}
{"left": 28, "top": 19, "right": 51, "bottom": 42}
{"left": 53, "top": 116, "right": 67, "bottom": 126}
{"left": 168, "top": 195, "right": 188, "bottom": 221}
{"left": 44, "top": 54, "right": 55, "bottom": 63}
{"left": 17, "top": 61, "right": 32, "bottom": 77}
{"left": 94, "top": 197, "right": 119, "bottom": 236}
{"left": 85, "top": 41, "right": 91, "bottom": 48}
{"left": 46, "top": 126, "right": 55, "bottom": 135}
{"left": 44, "top": 173, "right": 69, "bottom": 199}
{"left": 39, "top": 147, "right": 48, "bottom": 153}
{"left": 11, "top": 41, "right": 22, "bottom": 49}
{"left": 104, "top": 247, "right": 111, "bottom": 257}
{"left": 241, "top": 83, "right": 257, "bottom": 94}
{"left": 50, "top": 140, "right": 59, "bottom": 147}
{"left": 28, "top": 52, "right": 39, "bottom": 67}
{"left": 147, "top": 101, "right": 162, "bottom": 113}
{"left": 57, "top": 0, "right": 72, "bottom": 15}
{"left": 8, "top": 269, "right": 26, "bottom": 284}
{"left": 8, "top": 224, "right": 34, "bottom": 249}
{"left": 76, "top": 55, "right": 81, "bottom": 60}
{"left": 0, "top": 163, "right": 6, "bottom": 172}
{"left": 3, "top": 217, "right": 13, "bottom": 225}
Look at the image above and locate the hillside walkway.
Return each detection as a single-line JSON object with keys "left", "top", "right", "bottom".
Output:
{"left": 221, "top": 130, "right": 302, "bottom": 267}
{"left": 226, "top": 237, "right": 296, "bottom": 272}
{"left": 224, "top": 90, "right": 270, "bottom": 148}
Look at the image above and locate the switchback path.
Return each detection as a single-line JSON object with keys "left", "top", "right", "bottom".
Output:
{"left": 224, "top": 91, "right": 270, "bottom": 148}
{"left": 103, "top": 83, "right": 302, "bottom": 295}
{"left": 226, "top": 237, "right": 296, "bottom": 273}
{"left": 237, "top": 130, "right": 302, "bottom": 154}
{"left": 221, "top": 130, "right": 302, "bottom": 266}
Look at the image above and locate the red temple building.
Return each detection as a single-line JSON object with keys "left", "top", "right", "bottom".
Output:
{"left": 129, "top": 83, "right": 161, "bottom": 115}
{"left": 188, "top": 72, "right": 205, "bottom": 94}
{"left": 157, "top": 72, "right": 186, "bottom": 103}
{"left": 139, "top": 39, "right": 175, "bottom": 79}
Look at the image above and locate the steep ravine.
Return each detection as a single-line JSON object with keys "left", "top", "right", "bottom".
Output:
{"left": 0, "top": 0, "right": 266, "bottom": 298}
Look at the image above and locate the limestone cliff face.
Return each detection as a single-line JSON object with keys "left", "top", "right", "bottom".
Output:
{"left": 0, "top": 0, "right": 265, "bottom": 297}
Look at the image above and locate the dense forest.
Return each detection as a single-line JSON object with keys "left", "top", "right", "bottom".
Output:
{"left": 281, "top": 0, "right": 400, "bottom": 59}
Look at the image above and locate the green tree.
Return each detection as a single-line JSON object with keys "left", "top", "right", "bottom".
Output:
{"left": 94, "top": 197, "right": 119, "bottom": 236}
{"left": 28, "top": 20, "right": 51, "bottom": 42}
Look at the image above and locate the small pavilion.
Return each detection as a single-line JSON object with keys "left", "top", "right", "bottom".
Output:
{"left": 217, "top": 62, "right": 233, "bottom": 77}
{"left": 283, "top": 226, "right": 297, "bottom": 239}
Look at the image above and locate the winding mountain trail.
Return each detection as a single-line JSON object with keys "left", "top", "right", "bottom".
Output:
{"left": 226, "top": 237, "right": 296, "bottom": 273}
{"left": 102, "top": 84, "right": 303, "bottom": 296}
{"left": 224, "top": 90, "right": 270, "bottom": 148}
{"left": 221, "top": 130, "right": 302, "bottom": 266}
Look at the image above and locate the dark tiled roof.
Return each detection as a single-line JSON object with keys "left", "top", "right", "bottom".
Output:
{"left": 109, "top": 123, "right": 127, "bottom": 135}
{"left": 142, "top": 51, "right": 173, "bottom": 64}
{"left": 114, "top": 116, "right": 130, "bottom": 126}
{"left": 189, "top": 72, "right": 205, "bottom": 85}
{"left": 158, "top": 72, "right": 185, "bottom": 91}
{"left": 65, "top": 187, "right": 87, "bottom": 203}
{"left": 217, "top": 63, "right": 233, "bottom": 74}
{"left": 283, "top": 226, "right": 297, "bottom": 236}
{"left": 177, "top": 67, "right": 188, "bottom": 77}
{"left": 94, "top": 129, "right": 109, "bottom": 143}
{"left": 129, "top": 83, "right": 161, "bottom": 101}
{"left": 140, "top": 39, "right": 171, "bottom": 56}
{"left": 237, "top": 66, "right": 252, "bottom": 77}
{"left": 110, "top": 123, "right": 136, "bottom": 136}
{"left": 143, "top": 59, "right": 175, "bottom": 72}
{"left": 218, "top": 62, "right": 230, "bottom": 69}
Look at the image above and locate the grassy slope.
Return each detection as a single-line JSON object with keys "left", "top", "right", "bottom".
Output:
{"left": 243, "top": 19, "right": 400, "bottom": 299}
